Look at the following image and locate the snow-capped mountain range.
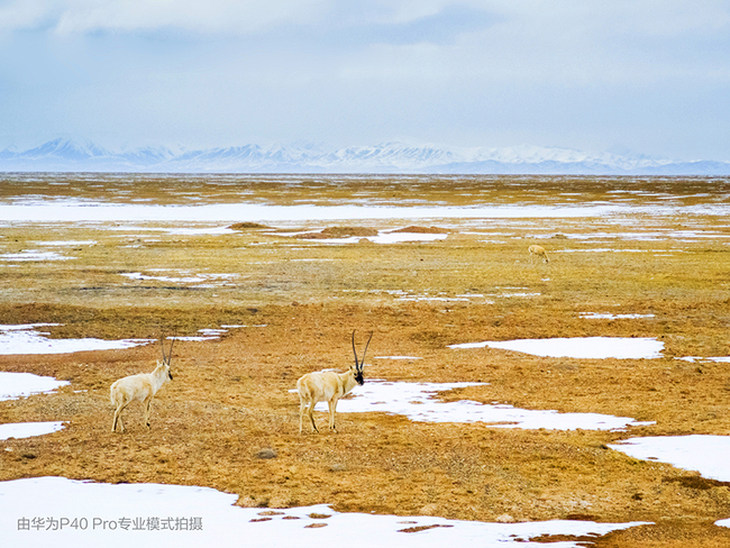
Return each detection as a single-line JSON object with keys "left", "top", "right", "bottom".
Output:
{"left": 2, "top": 139, "right": 729, "bottom": 175}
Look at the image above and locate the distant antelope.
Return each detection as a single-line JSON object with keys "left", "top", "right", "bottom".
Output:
{"left": 111, "top": 337, "right": 175, "bottom": 433}
{"left": 528, "top": 244, "right": 549, "bottom": 263}
{"left": 296, "top": 330, "right": 373, "bottom": 434}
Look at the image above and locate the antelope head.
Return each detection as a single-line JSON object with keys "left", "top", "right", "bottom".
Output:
{"left": 351, "top": 330, "right": 373, "bottom": 385}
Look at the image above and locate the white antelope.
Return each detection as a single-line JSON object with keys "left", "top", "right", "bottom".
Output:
{"left": 110, "top": 337, "right": 175, "bottom": 433}
{"left": 296, "top": 330, "right": 373, "bottom": 434}
{"left": 528, "top": 244, "right": 549, "bottom": 264}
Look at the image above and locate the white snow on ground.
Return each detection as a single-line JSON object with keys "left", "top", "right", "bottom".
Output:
{"left": 276, "top": 228, "right": 448, "bottom": 245}
{"left": 373, "top": 231, "right": 448, "bottom": 244}
{"left": 555, "top": 249, "right": 652, "bottom": 253}
{"left": 373, "top": 356, "right": 423, "bottom": 360}
{"left": 608, "top": 436, "right": 730, "bottom": 482}
{"left": 0, "top": 422, "right": 65, "bottom": 440}
{"left": 0, "top": 324, "right": 149, "bottom": 356}
{"left": 676, "top": 356, "right": 730, "bottom": 364}
{"left": 608, "top": 435, "right": 730, "bottom": 529}
{"left": 0, "top": 371, "right": 69, "bottom": 400}
{"left": 0, "top": 250, "right": 73, "bottom": 262}
{"left": 176, "top": 329, "right": 228, "bottom": 342}
{"left": 543, "top": 230, "right": 727, "bottom": 241}
{"left": 313, "top": 232, "right": 449, "bottom": 245}
{"left": 316, "top": 380, "right": 653, "bottom": 431}
{"left": 387, "top": 290, "right": 497, "bottom": 303}
{"left": 449, "top": 337, "right": 664, "bottom": 359}
{"left": 165, "top": 226, "right": 235, "bottom": 236}
{"left": 121, "top": 271, "right": 237, "bottom": 285}
{"left": 579, "top": 313, "right": 655, "bottom": 320}
{"left": 0, "top": 372, "right": 69, "bottom": 439}
{"left": 0, "top": 477, "right": 650, "bottom": 548}
{"left": 34, "top": 240, "right": 97, "bottom": 246}
{"left": 0, "top": 201, "right": 620, "bottom": 223}
{"left": 175, "top": 326, "right": 249, "bottom": 342}
{"left": 397, "top": 295, "right": 473, "bottom": 303}
{"left": 0, "top": 323, "right": 247, "bottom": 354}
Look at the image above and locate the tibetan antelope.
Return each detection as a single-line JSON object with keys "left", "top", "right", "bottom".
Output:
{"left": 528, "top": 244, "right": 549, "bottom": 264}
{"left": 110, "top": 337, "right": 175, "bottom": 433}
{"left": 296, "top": 330, "right": 373, "bottom": 434}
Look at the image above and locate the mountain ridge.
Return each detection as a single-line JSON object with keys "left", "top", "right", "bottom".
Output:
{"left": 2, "top": 139, "right": 729, "bottom": 175}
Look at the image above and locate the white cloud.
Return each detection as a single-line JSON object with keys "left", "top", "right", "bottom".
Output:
{"left": 0, "top": 0, "right": 328, "bottom": 35}
{"left": 1, "top": 1, "right": 730, "bottom": 159}
{"left": 0, "top": 0, "right": 59, "bottom": 31}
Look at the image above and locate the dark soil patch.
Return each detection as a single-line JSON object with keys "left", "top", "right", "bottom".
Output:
{"left": 391, "top": 225, "right": 450, "bottom": 234}
{"left": 297, "top": 226, "right": 378, "bottom": 239}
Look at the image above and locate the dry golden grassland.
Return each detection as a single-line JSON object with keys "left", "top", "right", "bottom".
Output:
{"left": 0, "top": 174, "right": 729, "bottom": 546}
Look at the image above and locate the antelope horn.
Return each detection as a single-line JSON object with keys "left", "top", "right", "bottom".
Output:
{"left": 351, "top": 330, "right": 359, "bottom": 369}
{"left": 160, "top": 335, "right": 167, "bottom": 363}
{"left": 167, "top": 337, "right": 175, "bottom": 364}
{"left": 360, "top": 331, "right": 373, "bottom": 368}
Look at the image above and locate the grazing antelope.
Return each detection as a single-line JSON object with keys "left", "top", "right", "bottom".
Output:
{"left": 110, "top": 337, "right": 175, "bottom": 433}
{"left": 528, "top": 244, "right": 549, "bottom": 264}
{"left": 296, "top": 330, "right": 373, "bottom": 434}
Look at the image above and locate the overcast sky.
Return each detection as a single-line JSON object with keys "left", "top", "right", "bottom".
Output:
{"left": 1, "top": 1, "right": 730, "bottom": 160}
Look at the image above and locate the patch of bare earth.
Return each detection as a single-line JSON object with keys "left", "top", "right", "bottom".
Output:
{"left": 295, "top": 226, "right": 379, "bottom": 239}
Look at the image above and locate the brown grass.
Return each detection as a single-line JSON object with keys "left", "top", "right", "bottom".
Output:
{"left": 0, "top": 174, "right": 729, "bottom": 546}
{"left": 229, "top": 222, "right": 271, "bottom": 230}
{"left": 390, "top": 225, "right": 451, "bottom": 234}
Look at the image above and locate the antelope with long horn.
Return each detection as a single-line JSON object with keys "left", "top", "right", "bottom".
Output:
{"left": 110, "top": 337, "right": 175, "bottom": 433}
{"left": 296, "top": 330, "right": 373, "bottom": 434}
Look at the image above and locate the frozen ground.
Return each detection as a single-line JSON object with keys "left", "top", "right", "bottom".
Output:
{"left": 0, "top": 477, "right": 650, "bottom": 548}
{"left": 0, "top": 200, "right": 622, "bottom": 223}
{"left": 579, "top": 312, "right": 656, "bottom": 320}
{"left": 315, "top": 380, "right": 653, "bottom": 431}
{"left": 0, "top": 371, "right": 69, "bottom": 400}
{"left": 284, "top": 229, "right": 449, "bottom": 245}
{"left": 0, "top": 371, "right": 69, "bottom": 440}
{"left": 449, "top": 337, "right": 664, "bottom": 359}
{"left": 608, "top": 435, "right": 730, "bottom": 529}
{"left": 608, "top": 435, "right": 730, "bottom": 482}
{"left": 0, "top": 250, "right": 74, "bottom": 262}
{"left": 676, "top": 356, "right": 730, "bottom": 364}
{"left": 121, "top": 271, "right": 237, "bottom": 287}
{"left": 33, "top": 240, "right": 97, "bottom": 246}
{"left": 0, "top": 422, "right": 65, "bottom": 440}
{"left": 0, "top": 324, "right": 149, "bottom": 355}
{"left": 0, "top": 324, "right": 245, "bottom": 355}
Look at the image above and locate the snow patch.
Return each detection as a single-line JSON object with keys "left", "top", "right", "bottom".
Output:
{"left": 35, "top": 240, "right": 97, "bottom": 247}
{"left": 580, "top": 313, "right": 656, "bottom": 320}
{"left": 0, "top": 324, "right": 149, "bottom": 356}
{"left": 319, "top": 380, "right": 652, "bottom": 431}
{"left": 0, "top": 371, "right": 69, "bottom": 400}
{"left": 609, "top": 435, "right": 730, "bottom": 482}
{"left": 373, "top": 356, "right": 423, "bottom": 360}
{"left": 449, "top": 337, "right": 664, "bottom": 359}
{"left": 676, "top": 356, "right": 730, "bottom": 364}
{"left": 0, "top": 422, "right": 65, "bottom": 440}
{"left": 0, "top": 201, "right": 621, "bottom": 223}
{"left": 0, "top": 372, "right": 69, "bottom": 440}
{"left": 0, "top": 477, "right": 650, "bottom": 547}
{"left": 121, "top": 271, "right": 236, "bottom": 285}
{"left": 0, "top": 250, "right": 73, "bottom": 262}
